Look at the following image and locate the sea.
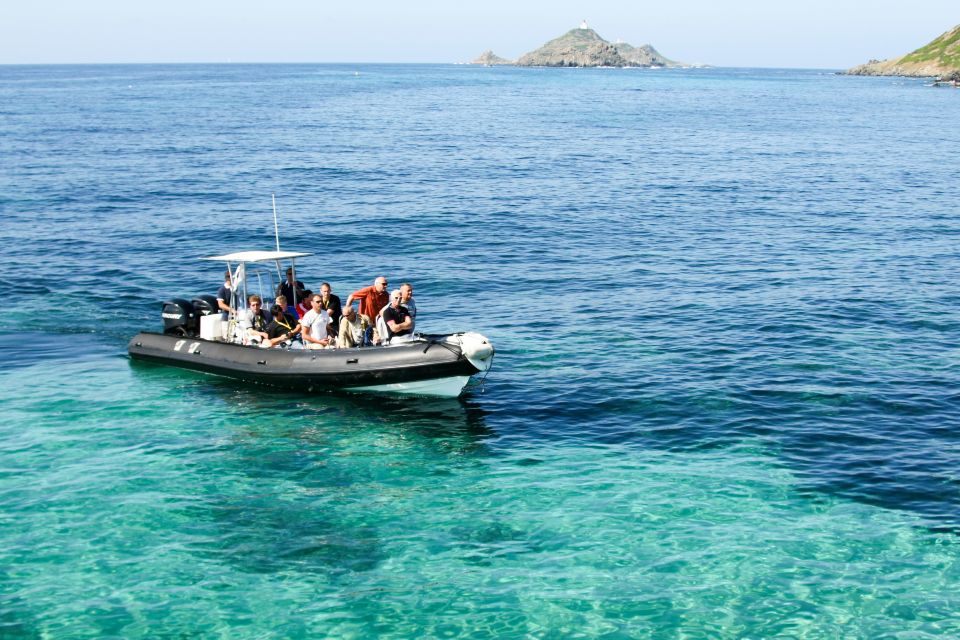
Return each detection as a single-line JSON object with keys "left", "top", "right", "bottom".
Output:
{"left": 1, "top": 63, "right": 959, "bottom": 638}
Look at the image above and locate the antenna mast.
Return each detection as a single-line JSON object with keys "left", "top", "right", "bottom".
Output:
{"left": 272, "top": 193, "right": 281, "bottom": 252}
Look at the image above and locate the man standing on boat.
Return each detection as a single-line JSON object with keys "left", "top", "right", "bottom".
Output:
{"left": 317, "top": 282, "right": 343, "bottom": 337}
{"left": 345, "top": 277, "right": 390, "bottom": 328}
{"left": 399, "top": 282, "right": 416, "bottom": 331}
{"left": 276, "top": 267, "right": 306, "bottom": 314}
{"left": 216, "top": 270, "right": 234, "bottom": 318}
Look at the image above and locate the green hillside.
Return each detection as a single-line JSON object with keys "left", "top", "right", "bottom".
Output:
{"left": 848, "top": 24, "right": 960, "bottom": 77}
{"left": 899, "top": 24, "right": 960, "bottom": 67}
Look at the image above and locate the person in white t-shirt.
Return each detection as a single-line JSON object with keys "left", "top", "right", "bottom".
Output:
{"left": 300, "top": 294, "right": 332, "bottom": 349}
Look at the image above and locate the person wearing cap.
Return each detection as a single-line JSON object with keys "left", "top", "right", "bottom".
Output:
{"left": 276, "top": 267, "right": 306, "bottom": 314}
{"left": 216, "top": 270, "right": 235, "bottom": 318}
{"left": 382, "top": 289, "right": 414, "bottom": 344}
{"left": 337, "top": 305, "right": 366, "bottom": 348}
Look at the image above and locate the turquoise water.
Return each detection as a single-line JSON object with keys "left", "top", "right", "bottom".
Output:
{"left": 2, "top": 65, "right": 960, "bottom": 638}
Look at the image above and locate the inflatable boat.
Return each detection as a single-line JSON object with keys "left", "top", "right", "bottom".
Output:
{"left": 128, "top": 331, "right": 494, "bottom": 397}
{"left": 127, "top": 250, "right": 494, "bottom": 398}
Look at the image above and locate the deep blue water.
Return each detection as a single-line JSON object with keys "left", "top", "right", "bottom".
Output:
{"left": 2, "top": 64, "right": 960, "bottom": 638}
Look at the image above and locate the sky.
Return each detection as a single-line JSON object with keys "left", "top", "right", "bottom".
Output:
{"left": 1, "top": 1, "right": 957, "bottom": 68}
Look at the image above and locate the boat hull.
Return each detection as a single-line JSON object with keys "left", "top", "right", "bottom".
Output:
{"left": 127, "top": 332, "right": 491, "bottom": 397}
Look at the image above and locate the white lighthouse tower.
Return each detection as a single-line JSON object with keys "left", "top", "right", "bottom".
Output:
{"left": 580, "top": 19, "right": 589, "bottom": 30}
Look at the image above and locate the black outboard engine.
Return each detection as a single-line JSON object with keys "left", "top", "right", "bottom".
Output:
{"left": 192, "top": 295, "right": 220, "bottom": 317}
{"left": 162, "top": 298, "right": 197, "bottom": 336}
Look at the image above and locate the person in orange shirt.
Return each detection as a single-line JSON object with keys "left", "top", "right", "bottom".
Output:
{"left": 346, "top": 277, "right": 390, "bottom": 324}
{"left": 345, "top": 277, "right": 390, "bottom": 346}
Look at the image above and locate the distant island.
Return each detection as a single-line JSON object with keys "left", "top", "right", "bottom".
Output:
{"left": 471, "top": 50, "right": 513, "bottom": 66}
{"left": 847, "top": 24, "right": 960, "bottom": 78}
{"left": 471, "top": 21, "right": 700, "bottom": 69}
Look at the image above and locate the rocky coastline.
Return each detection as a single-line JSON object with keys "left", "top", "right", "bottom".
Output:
{"left": 846, "top": 24, "right": 960, "bottom": 77}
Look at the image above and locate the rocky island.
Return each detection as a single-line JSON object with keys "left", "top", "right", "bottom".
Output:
{"left": 472, "top": 21, "right": 691, "bottom": 68}
{"left": 471, "top": 50, "right": 513, "bottom": 66}
{"left": 847, "top": 24, "right": 960, "bottom": 77}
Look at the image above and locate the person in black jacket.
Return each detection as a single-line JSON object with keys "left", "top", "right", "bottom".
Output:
{"left": 264, "top": 304, "right": 301, "bottom": 348}
{"left": 317, "top": 282, "right": 342, "bottom": 336}
{"left": 276, "top": 268, "right": 306, "bottom": 313}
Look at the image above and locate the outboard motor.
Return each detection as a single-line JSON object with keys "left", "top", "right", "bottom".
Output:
{"left": 162, "top": 298, "right": 196, "bottom": 336}
{"left": 191, "top": 295, "right": 219, "bottom": 317}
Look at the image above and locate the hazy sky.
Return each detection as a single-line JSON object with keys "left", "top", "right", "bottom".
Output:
{"left": 1, "top": 1, "right": 957, "bottom": 68}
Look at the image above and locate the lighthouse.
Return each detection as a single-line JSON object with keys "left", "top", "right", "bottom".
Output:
{"left": 580, "top": 20, "right": 589, "bottom": 30}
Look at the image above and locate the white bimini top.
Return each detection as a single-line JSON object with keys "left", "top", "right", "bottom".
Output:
{"left": 202, "top": 250, "right": 313, "bottom": 263}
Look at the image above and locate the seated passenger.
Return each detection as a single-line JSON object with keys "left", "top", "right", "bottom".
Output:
{"left": 264, "top": 304, "right": 301, "bottom": 348}
{"left": 242, "top": 295, "right": 270, "bottom": 344}
{"left": 382, "top": 289, "right": 414, "bottom": 344}
{"left": 400, "top": 282, "right": 417, "bottom": 331}
{"left": 357, "top": 313, "right": 378, "bottom": 345}
{"left": 337, "top": 306, "right": 365, "bottom": 348}
{"left": 300, "top": 293, "right": 332, "bottom": 349}
{"left": 275, "top": 295, "right": 289, "bottom": 316}
{"left": 294, "top": 290, "right": 313, "bottom": 319}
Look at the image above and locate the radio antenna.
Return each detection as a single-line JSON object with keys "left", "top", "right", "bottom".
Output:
{"left": 272, "top": 193, "right": 281, "bottom": 252}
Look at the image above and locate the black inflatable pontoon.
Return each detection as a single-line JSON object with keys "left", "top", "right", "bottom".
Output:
{"left": 128, "top": 331, "right": 494, "bottom": 397}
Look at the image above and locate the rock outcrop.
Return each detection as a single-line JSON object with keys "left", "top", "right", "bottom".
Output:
{"left": 516, "top": 27, "right": 625, "bottom": 67}
{"left": 613, "top": 42, "right": 676, "bottom": 67}
{"left": 471, "top": 50, "right": 513, "bottom": 66}
{"left": 847, "top": 24, "right": 960, "bottom": 77}
{"left": 514, "top": 25, "right": 685, "bottom": 68}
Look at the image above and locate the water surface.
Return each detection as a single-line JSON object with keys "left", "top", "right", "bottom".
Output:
{"left": 1, "top": 64, "right": 959, "bottom": 638}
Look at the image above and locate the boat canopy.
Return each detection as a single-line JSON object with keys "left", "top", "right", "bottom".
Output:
{"left": 203, "top": 250, "right": 312, "bottom": 263}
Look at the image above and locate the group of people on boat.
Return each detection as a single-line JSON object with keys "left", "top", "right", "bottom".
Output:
{"left": 216, "top": 268, "right": 417, "bottom": 349}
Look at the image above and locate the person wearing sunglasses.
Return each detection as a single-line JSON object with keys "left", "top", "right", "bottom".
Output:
{"left": 300, "top": 294, "right": 333, "bottom": 349}
{"left": 345, "top": 276, "right": 390, "bottom": 345}
{"left": 382, "top": 289, "right": 414, "bottom": 344}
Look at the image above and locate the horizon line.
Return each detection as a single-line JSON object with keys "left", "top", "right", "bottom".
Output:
{"left": 0, "top": 61, "right": 847, "bottom": 71}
